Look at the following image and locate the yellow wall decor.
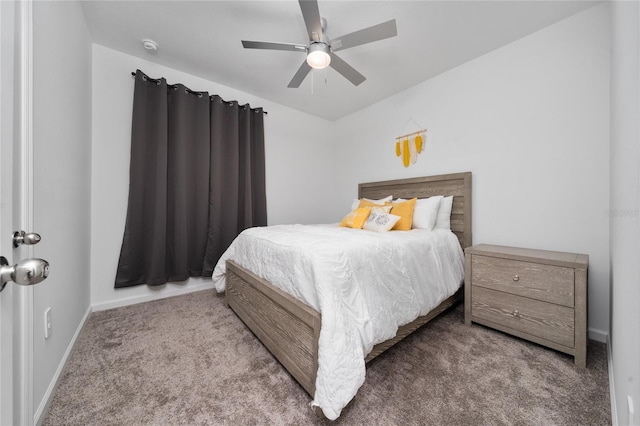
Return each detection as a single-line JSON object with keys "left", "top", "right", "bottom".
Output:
{"left": 395, "top": 129, "right": 426, "bottom": 167}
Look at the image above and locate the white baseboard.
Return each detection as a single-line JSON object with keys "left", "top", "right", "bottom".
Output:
{"left": 91, "top": 281, "right": 215, "bottom": 312}
{"left": 608, "top": 334, "right": 618, "bottom": 426}
{"left": 589, "top": 327, "right": 608, "bottom": 343}
{"left": 34, "top": 305, "right": 92, "bottom": 426}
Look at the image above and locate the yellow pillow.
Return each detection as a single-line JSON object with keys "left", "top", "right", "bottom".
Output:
{"left": 390, "top": 198, "right": 417, "bottom": 230}
{"left": 340, "top": 207, "right": 372, "bottom": 229}
{"left": 358, "top": 199, "right": 392, "bottom": 214}
{"left": 358, "top": 199, "right": 392, "bottom": 209}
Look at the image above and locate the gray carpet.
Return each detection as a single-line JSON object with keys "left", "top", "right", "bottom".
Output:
{"left": 43, "top": 289, "right": 610, "bottom": 425}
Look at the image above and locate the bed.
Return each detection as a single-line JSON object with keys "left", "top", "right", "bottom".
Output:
{"left": 212, "top": 172, "right": 472, "bottom": 419}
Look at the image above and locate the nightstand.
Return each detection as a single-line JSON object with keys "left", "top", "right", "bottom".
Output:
{"left": 464, "top": 244, "right": 588, "bottom": 368}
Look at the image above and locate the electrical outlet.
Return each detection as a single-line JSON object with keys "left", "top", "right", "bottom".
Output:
{"left": 44, "top": 307, "right": 52, "bottom": 339}
{"left": 629, "top": 395, "right": 635, "bottom": 424}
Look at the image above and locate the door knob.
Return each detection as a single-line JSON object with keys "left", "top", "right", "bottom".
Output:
{"left": 0, "top": 256, "right": 49, "bottom": 292}
{"left": 13, "top": 230, "right": 41, "bottom": 247}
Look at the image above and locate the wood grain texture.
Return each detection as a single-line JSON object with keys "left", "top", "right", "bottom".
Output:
{"left": 574, "top": 266, "right": 588, "bottom": 368}
{"left": 471, "top": 255, "right": 575, "bottom": 307}
{"left": 465, "top": 244, "right": 587, "bottom": 269}
{"left": 226, "top": 261, "right": 320, "bottom": 396}
{"left": 465, "top": 245, "right": 589, "bottom": 367}
{"left": 225, "top": 172, "right": 473, "bottom": 402}
{"left": 464, "top": 253, "right": 472, "bottom": 326}
{"left": 468, "top": 317, "right": 578, "bottom": 357}
{"left": 471, "top": 286, "right": 575, "bottom": 348}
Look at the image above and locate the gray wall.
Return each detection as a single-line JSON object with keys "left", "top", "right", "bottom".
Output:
{"left": 32, "top": 1, "right": 92, "bottom": 422}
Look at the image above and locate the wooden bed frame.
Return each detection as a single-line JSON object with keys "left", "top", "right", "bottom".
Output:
{"left": 225, "top": 172, "right": 472, "bottom": 400}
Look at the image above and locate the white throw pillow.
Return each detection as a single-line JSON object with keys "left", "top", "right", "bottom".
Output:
{"left": 434, "top": 196, "right": 454, "bottom": 230}
{"left": 363, "top": 210, "right": 401, "bottom": 232}
{"left": 350, "top": 195, "right": 392, "bottom": 211}
{"left": 412, "top": 196, "right": 444, "bottom": 230}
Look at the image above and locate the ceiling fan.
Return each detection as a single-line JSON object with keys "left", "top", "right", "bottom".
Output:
{"left": 241, "top": 0, "right": 397, "bottom": 88}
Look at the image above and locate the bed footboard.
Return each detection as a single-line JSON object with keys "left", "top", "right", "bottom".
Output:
{"left": 226, "top": 260, "right": 321, "bottom": 396}
{"left": 226, "top": 260, "right": 463, "bottom": 397}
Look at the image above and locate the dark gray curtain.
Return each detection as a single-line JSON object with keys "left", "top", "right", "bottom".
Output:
{"left": 115, "top": 70, "right": 266, "bottom": 288}
{"left": 202, "top": 95, "right": 267, "bottom": 276}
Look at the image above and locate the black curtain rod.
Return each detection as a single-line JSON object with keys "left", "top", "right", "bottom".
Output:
{"left": 130, "top": 71, "right": 267, "bottom": 115}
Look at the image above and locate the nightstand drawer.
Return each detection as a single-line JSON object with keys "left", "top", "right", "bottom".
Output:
{"left": 472, "top": 255, "right": 575, "bottom": 307}
{"left": 471, "top": 286, "right": 575, "bottom": 348}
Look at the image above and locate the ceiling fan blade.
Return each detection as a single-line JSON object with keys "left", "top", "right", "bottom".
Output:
{"left": 299, "top": 0, "right": 322, "bottom": 42}
{"left": 288, "top": 61, "right": 312, "bottom": 88}
{"left": 242, "top": 40, "right": 307, "bottom": 52}
{"left": 330, "top": 19, "right": 397, "bottom": 52}
{"left": 329, "top": 53, "right": 365, "bottom": 86}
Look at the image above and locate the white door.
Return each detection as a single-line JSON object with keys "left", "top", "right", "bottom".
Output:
{"left": 1, "top": 2, "right": 46, "bottom": 425}
{"left": 0, "top": 2, "right": 19, "bottom": 423}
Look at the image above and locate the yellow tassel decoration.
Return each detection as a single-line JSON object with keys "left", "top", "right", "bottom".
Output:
{"left": 415, "top": 134, "right": 423, "bottom": 153}
{"left": 395, "top": 141, "right": 401, "bottom": 157}
{"left": 402, "top": 139, "right": 410, "bottom": 167}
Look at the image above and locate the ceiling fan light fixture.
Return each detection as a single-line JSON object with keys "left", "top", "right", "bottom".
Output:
{"left": 306, "top": 43, "right": 331, "bottom": 69}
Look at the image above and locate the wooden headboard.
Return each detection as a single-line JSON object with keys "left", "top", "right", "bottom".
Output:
{"left": 358, "top": 172, "right": 472, "bottom": 249}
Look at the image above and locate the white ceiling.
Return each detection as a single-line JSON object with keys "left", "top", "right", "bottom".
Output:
{"left": 81, "top": 0, "right": 598, "bottom": 121}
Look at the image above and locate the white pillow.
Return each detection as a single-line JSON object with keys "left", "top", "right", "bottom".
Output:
{"left": 412, "top": 195, "right": 444, "bottom": 230}
{"left": 434, "top": 196, "right": 453, "bottom": 230}
{"left": 363, "top": 210, "right": 401, "bottom": 232}
{"left": 350, "top": 195, "right": 392, "bottom": 211}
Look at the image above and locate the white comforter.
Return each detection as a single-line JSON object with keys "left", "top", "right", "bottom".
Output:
{"left": 212, "top": 224, "right": 464, "bottom": 420}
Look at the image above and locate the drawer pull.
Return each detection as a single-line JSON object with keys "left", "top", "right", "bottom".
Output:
{"left": 513, "top": 310, "right": 520, "bottom": 317}
{"left": 513, "top": 274, "right": 520, "bottom": 282}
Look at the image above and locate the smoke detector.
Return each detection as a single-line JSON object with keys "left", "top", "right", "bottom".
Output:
{"left": 142, "top": 39, "right": 159, "bottom": 52}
